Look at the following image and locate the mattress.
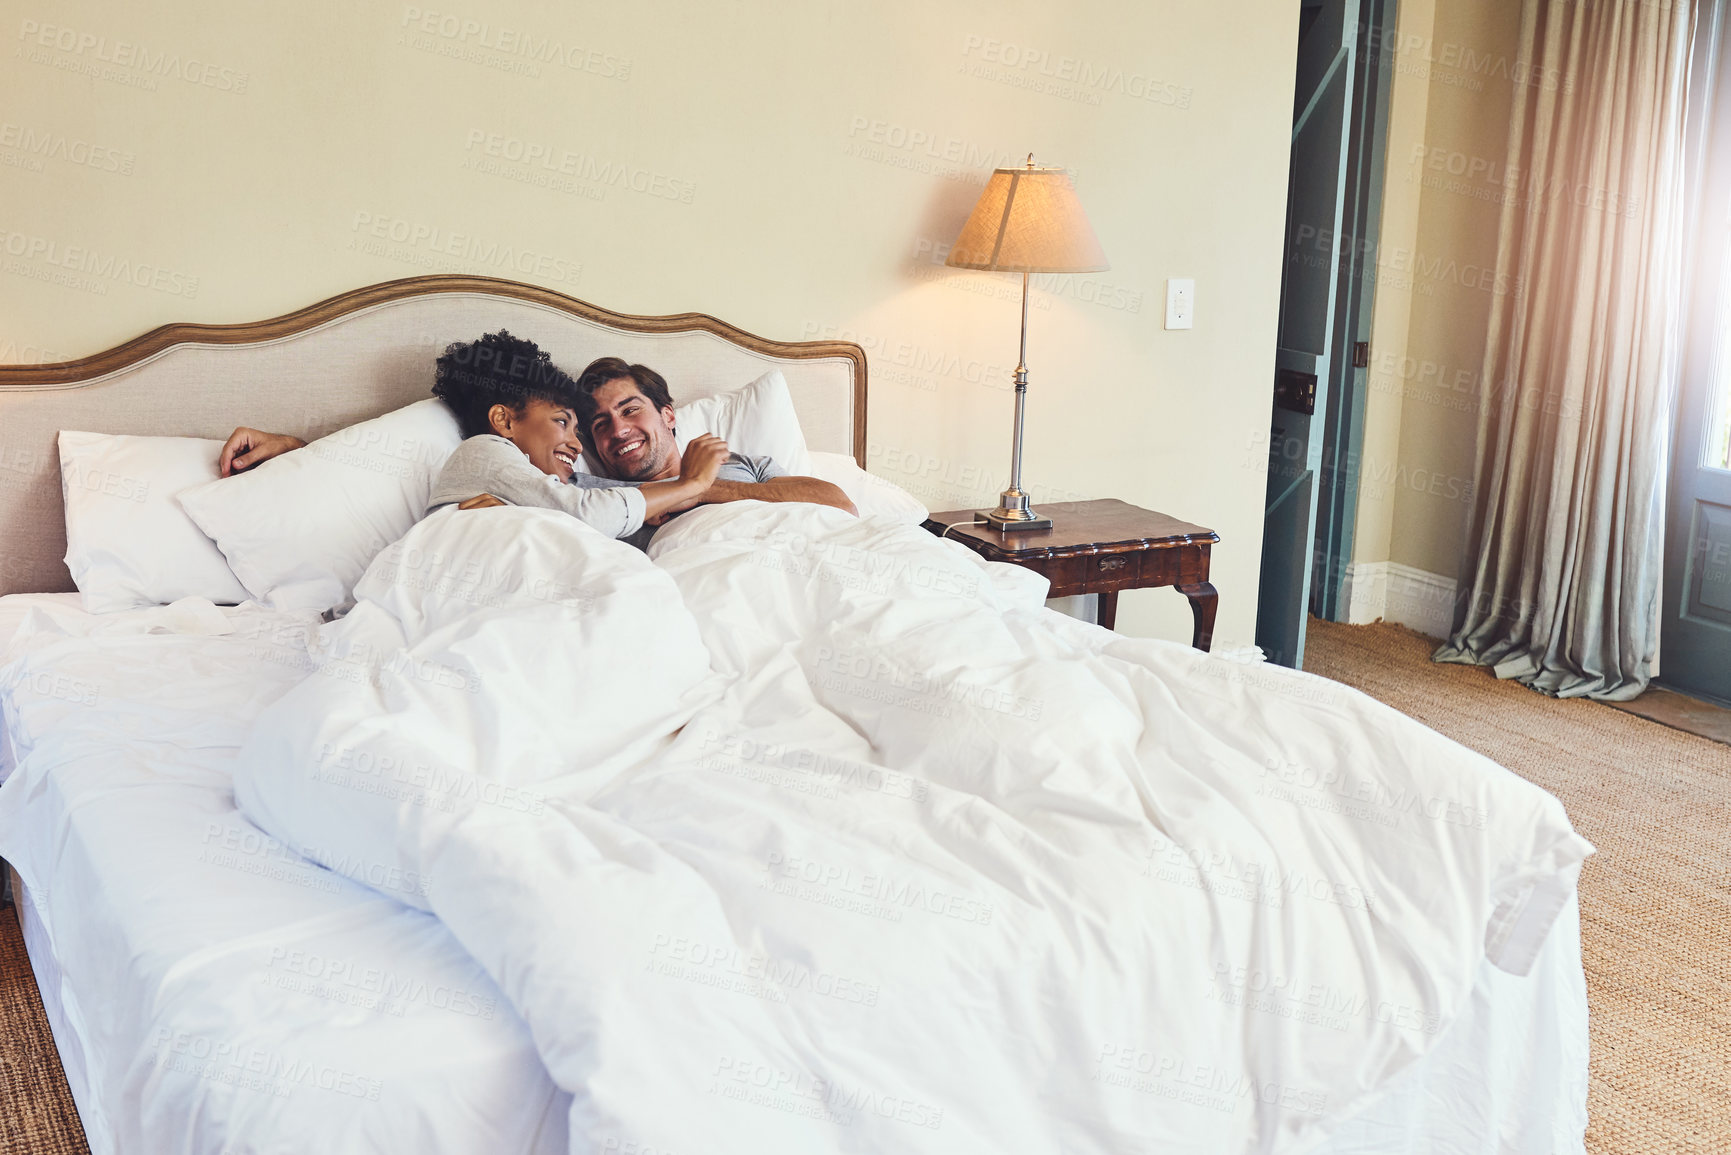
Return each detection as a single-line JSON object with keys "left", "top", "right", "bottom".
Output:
{"left": 0, "top": 595, "right": 568, "bottom": 1154}
{"left": 0, "top": 592, "right": 1588, "bottom": 1153}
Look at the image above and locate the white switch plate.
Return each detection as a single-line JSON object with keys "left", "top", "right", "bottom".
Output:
{"left": 1165, "top": 278, "right": 1195, "bottom": 330}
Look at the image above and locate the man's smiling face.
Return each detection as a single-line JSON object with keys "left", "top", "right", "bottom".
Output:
{"left": 587, "top": 376, "right": 680, "bottom": 481}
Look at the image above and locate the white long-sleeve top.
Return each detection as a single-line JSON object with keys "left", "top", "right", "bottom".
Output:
{"left": 426, "top": 434, "right": 646, "bottom": 540}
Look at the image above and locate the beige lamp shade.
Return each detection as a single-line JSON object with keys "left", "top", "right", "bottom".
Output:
{"left": 946, "top": 163, "right": 1108, "bottom": 273}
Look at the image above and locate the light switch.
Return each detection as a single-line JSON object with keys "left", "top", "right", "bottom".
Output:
{"left": 1165, "top": 278, "right": 1195, "bottom": 330}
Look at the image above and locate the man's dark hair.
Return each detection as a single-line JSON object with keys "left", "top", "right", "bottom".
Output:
{"left": 431, "top": 330, "right": 580, "bottom": 439}
{"left": 573, "top": 357, "right": 675, "bottom": 449}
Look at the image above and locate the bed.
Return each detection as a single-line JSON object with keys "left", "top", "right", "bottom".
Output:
{"left": 0, "top": 276, "right": 1590, "bottom": 1154}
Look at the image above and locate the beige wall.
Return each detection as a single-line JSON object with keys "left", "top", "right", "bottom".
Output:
{"left": 1355, "top": 0, "right": 1522, "bottom": 581}
{"left": 0, "top": 0, "right": 1299, "bottom": 649}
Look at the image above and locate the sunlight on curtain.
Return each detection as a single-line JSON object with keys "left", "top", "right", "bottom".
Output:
{"left": 1434, "top": 0, "right": 1698, "bottom": 700}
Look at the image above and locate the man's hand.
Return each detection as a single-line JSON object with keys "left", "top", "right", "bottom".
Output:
{"left": 456, "top": 493, "right": 507, "bottom": 510}
{"left": 218, "top": 428, "right": 306, "bottom": 477}
{"left": 679, "top": 434, "right": 731, "bottom": 488}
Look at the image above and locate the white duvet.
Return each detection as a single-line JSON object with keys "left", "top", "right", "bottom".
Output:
{"left": 232, "top": 502, "right": 1593, "bottom": 1155}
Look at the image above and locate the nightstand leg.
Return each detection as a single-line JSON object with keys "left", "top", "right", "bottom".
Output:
{"left": 1177, "top": 582, "right": 1217, "bottom": 652}
{"left": 1096, "top": 591, "right": 1118, "bottom": 631}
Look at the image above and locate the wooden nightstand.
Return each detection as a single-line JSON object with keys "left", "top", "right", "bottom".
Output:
{"left": 922, "top": 498, "right": 1220, "bottom": 650}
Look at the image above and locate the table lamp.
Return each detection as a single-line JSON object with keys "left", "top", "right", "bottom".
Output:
{"left": 946, "top": 154, "right": 1107, "bottom": 530}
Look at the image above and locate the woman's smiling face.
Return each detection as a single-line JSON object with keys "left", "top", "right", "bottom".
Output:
{"left": 489, "top": 399, "right": 583, "bottom": 480}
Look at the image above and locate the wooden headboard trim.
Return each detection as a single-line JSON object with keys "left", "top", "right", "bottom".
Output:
{"left": 0, "top": 274, "right": 870, "bottom": 461}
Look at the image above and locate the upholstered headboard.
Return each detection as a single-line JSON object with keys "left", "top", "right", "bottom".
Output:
{"left": 0, "top": 275, "right": 868, "bottom": 597}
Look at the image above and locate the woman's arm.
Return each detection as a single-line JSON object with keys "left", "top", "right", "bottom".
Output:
{"left": 633, "top": 434, "right": 732, "bottom": 522}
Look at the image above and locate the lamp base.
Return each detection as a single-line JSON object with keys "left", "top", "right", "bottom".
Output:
{"left": 976, "top": 509, "right": 1053, "bottom": 532}
{"left": 975, "top": 489, "right": 1052, "bottom": 532}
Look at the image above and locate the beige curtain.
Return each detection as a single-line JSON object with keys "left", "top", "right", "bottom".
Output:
{"left": 1435, "top": 0, "right": 1696, "bottom": 700}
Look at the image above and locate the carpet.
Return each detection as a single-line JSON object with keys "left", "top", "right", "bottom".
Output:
{"left": 1306, "top": 618, "right": 1731, "bottom": 1155}
{"left": 0, "top": 899, "right": 89, "bottom": 1155}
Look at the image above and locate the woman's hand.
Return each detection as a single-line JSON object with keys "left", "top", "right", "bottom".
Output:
{"left": 219, "top": 428, "right": 306, "bottom": 476}
{"left": 678, "top": 434, "right": 731, "bottom": 489}
{"left": 457, "top": 493, "right": 507, "bottom": 510}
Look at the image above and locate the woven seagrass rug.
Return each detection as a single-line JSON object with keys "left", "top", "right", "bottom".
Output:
{"left": 0, "top": 900, "right": 88, "bottom": 1154}
{"left": 1306, "top": 619, "right": 1731, "bottom": 1155}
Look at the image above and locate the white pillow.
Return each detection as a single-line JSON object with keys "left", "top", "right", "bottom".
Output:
{"left": 58, "top": 431, "right": 252, "bottom": 613}
{"left": 806, "top": 452, "right": 929, "bottom": 523}
{"left": 178, "top": 399, "right": 463, "bottom": 613}
{"left": 671, "top": 368, "right": 814, "bottom": 476}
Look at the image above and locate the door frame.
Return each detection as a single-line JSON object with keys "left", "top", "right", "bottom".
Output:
{"left": 1313, "top": 0, "right": 1401, "bottom": 621}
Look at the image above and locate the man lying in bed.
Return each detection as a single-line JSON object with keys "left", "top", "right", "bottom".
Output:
{"left": 217, "top": 333, "right": 854, "bottom": 548}
{"left": 559, "top": 355, "right": 854, "bottom": 548}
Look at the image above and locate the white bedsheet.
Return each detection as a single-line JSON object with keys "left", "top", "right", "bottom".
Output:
{"left": 233, "top": 503, "right": 1594, "bottom": 1154}
{"left": 0, "top": 596, "right": 568, "bottom": 1154}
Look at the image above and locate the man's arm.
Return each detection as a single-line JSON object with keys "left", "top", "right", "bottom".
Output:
{"left": 219, "top": 428, "right": 305, "bottom": 476}
{"left": 701, "top": 476, "right": 857, "bottom": 516}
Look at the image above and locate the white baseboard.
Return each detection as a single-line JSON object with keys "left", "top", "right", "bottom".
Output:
{"left": 1340, "top": 561, "right": 1457, "bottom": 640}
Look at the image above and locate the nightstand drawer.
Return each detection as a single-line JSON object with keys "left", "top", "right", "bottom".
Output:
{"left": 1139, "top": 544, "right": 1211, "bottom": 587}
{"left": 1087, "top": 551, "right": 1139, "bottom": 588}
{"left": 1043, "top": 551, "right": 1142, "bottom": 597}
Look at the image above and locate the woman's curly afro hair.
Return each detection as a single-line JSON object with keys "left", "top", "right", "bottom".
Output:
{"left": 430, "top": 329, "right": 580, "bottom": 439}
